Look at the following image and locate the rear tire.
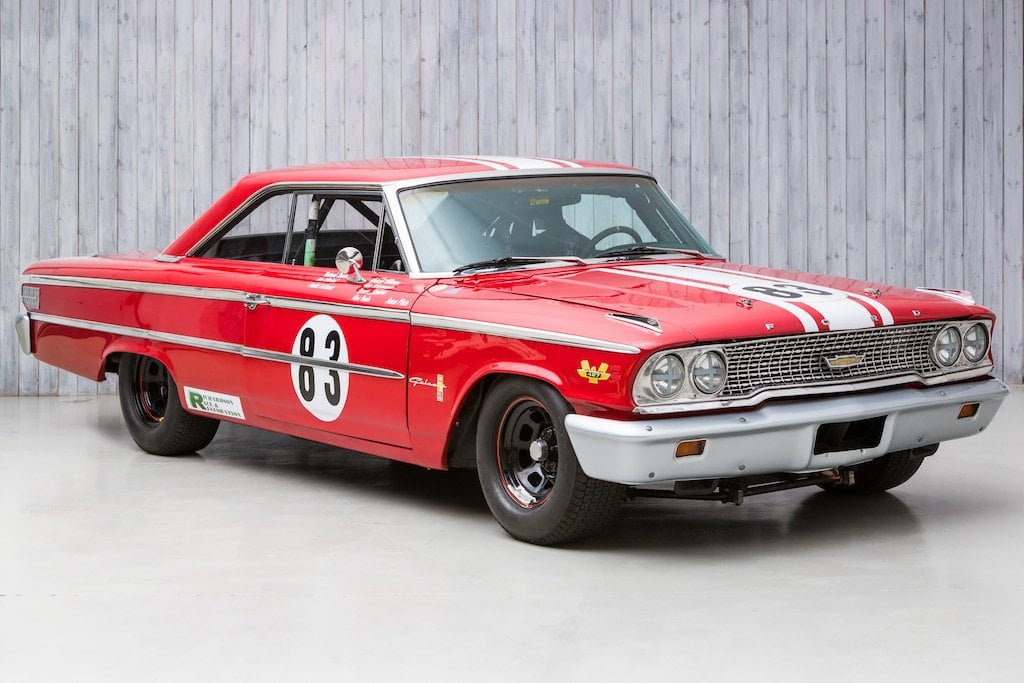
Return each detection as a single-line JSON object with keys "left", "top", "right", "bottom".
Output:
{"left": 476, "top": 377, "right": 625, "bottom": 545}
{"left": 820, "top": 448, "right": 930, "bottom": 494}
{"left": 117, "top": 355, "right": 219, "bottom": 455}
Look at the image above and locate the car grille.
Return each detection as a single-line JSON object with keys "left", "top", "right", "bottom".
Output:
{"left": 719, "top": 323, "right": 945, "bottom": 398}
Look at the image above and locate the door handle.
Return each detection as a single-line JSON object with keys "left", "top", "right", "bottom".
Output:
{"left": 243, "top": 293, "right": 268, "bottom": 311}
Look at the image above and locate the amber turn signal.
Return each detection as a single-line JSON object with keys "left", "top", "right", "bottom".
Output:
{"left": 957, "top": 402, "right": 980, "bottom": 419}
{"left": 675, "top": 439, "right": 707, "bottom": 458}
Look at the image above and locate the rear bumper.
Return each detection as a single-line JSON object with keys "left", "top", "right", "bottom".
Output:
{"left": 564, "top": 378, "right": 1009, "bottom": 485}
{"left": 15, "top": 313, "right": 32, "bottom": 355}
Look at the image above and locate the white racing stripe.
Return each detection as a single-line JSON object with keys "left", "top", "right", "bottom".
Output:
{"left": 425, "top": 155, "right": 582, "bottom": 171}
{"left": 602, "top": 266, "right": 820, "bottom": 332}
{"left": 611, "top": 263, "right": 884, "bottom": 332}
{"left": 694, "top": 263, "right": 895, "bottom": 326}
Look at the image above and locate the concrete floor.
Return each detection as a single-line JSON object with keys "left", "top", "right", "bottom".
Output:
{"left": 1, "top": 389, "right": 1021, "bottom": 682}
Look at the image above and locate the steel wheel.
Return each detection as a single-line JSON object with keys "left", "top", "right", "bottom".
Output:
{"left": 133, "top": 356, "right": 170, "bottom": 424}
{"left": 496, "top": 397, "right": 560, "bottom": 508}
{"left": 117, "top": 354, "right": 220, "bottom": 455}
{"left": 477, "top": 377, "right": 625, "bottom": 544}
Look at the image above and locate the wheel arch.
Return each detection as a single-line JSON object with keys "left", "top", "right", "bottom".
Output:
{"left": 102, "top": 342, "right": 179, "bottom": 389}
{"left": 443, "top": 366, "right": 566, "bottom": 470}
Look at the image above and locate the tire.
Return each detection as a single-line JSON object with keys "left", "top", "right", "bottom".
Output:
{"left": 476, "top": 377, "right": 625, "bottom": 545}
{"left": 820, "top": 448, "right": 930, "bottom": 494}
{"left": 117, "top": 354, "right": 220, "bottom": 456}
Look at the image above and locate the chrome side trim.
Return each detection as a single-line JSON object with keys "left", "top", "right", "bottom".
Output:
{"left": 31, "top": 313, "right": 404, "bottom": 380}
{"left": 16, "top": 313, "right": 32, "bottom": 355}
{"left": 263, "top": 295, "right": 412, "bottom": 322}
{"left": 240, "top": 347, "right": 404, "bottom": 379}
{"left": 26, "top": 275, "right": 249, "bottom": 304}
{"left": 411, "top": 313, "right": 642, "bottom": 355}
{"left": 24, "top": 274, "right": 411, "bottom": 323}
{"left": 632, "top": 366, "right": 997, "bottom": 414}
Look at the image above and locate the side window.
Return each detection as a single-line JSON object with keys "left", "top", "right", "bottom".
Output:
{"left": 200, "top": 190, "right": 401, "bottom": 272}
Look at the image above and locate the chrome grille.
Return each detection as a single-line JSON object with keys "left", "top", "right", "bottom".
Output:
{"left": 720, "top": 323, "right": 945, "bottom": 397}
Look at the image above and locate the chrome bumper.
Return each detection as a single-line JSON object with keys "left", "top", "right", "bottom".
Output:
{"left": 564, "top": 378, "right": 1009, "bottom": 485}
{"left": 15, "top": 313, "right": 32, "bottom": 355}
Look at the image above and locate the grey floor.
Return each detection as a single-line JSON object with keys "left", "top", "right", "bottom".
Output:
{"left": 1, "top": 389, "right": 1022, "bottom": 682}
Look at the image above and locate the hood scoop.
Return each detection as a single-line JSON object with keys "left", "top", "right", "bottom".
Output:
{"left": 606, "top": 312, "right": 662, "bottom": 334}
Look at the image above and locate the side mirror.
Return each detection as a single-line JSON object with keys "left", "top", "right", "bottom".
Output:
{"left": 335, "top": 247, "right": 366, "bottom": 284}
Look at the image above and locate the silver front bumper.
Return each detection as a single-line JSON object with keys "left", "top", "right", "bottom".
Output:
{"left": 564, "top": 378, "right": 1009, "bottom": 485}
{"left": 15, "top": 313, "right": 32, "bottom": 355}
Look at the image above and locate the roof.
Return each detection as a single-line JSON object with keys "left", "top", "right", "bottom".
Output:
{"left": 163, "top": 156, "right": 644, "bottom": 257}
{"left": 239, "top": 156, "right": 641, "bottom": 186}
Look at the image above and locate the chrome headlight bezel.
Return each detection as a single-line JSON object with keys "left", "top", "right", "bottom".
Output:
{"left": 931, "top": 325, "right": 963, "bottom": 367}
{"left": 962, "top": 322, "right": 990, "bottom": 363}
{"left": 633, "top": 346, "right": 727, "bottom": 406}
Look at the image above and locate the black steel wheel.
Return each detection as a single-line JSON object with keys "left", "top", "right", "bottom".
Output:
{"left": 118, "top": 354, "right": 219, "bottom": 456}
{"left": 476, "top": 377, "right": 625, "bottom": 545}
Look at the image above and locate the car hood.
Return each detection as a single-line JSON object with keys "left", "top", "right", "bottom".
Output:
{"left": 474, "top": 260, "right": 987, "bottom": 342}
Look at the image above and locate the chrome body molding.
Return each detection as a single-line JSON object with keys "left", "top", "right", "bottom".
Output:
{"left": 23, "top": 274, "right": 410, "bottom": 323}
{"left": 410, "top": 313, "right": 642, "bottom": 355}
{"left": 16, "top": 313, "right": 32, "bottom": 355}
{"left": 26, "top": 274, "right": 249, "bottom": 304}
{"left": 633, "top": 365, "right": 997, "bottom": 414}
{"left": 567, "top": 378, "right": 1009, "bottom": 485}
{"left": 263, "top": 295, "right": 411, "bottom": 323}
{"left": 30, "top": 313, "right": 404, "bottom": 380}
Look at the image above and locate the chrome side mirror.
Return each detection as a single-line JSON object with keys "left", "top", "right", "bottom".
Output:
{"left": 335, "top": 247, "right": 366, "bottom": 284}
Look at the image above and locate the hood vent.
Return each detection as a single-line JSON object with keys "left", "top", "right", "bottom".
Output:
{"left": 606, "top": 312, "right": 662, "bottom": 334}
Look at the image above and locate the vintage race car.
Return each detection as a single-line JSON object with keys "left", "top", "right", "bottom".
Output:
{"left": 16, "top": 156, "right": 1009, "bottom": 544}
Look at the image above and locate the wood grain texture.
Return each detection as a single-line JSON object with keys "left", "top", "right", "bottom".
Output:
{"left": 1, "top": 0, "right": 1022, "bottom": 394}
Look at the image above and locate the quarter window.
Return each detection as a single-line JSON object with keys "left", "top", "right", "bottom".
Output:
{"left": 199, "top": 190, "right": 404, "bottom": 272}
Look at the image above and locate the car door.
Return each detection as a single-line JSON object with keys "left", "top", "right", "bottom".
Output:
{"left": 197, "top": 187, "right": 424, "bottom": 450}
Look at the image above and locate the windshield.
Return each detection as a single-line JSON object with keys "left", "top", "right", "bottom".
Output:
{"left": 398, "top": 175, "right": 717, "bottom": 273}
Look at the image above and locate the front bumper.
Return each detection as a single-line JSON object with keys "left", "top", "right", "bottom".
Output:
{"left": 564, "top": 378, "right": 1009, "bottom": 485}
{"left": 15, "top": 313, "right": 32, "bottom": 355}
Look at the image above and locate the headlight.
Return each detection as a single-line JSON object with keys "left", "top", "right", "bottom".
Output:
{"left": 931, "top": 326, "right": 962, "bottom": 366}
{"left": 691, "top": 350, "right": 727, "bottom": 394}
{"left": 962, "top": 323, "right": 989, "bottom": 363}
{"left": 650, "top": 354, "right": 685, "bottom": 398}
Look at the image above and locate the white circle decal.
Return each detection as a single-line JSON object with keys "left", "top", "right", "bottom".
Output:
{"left": 728, "top": 280, "right": 847, "bottom": 302}
{"left": 290, "top": 314, "right": 349, "bottom": 422}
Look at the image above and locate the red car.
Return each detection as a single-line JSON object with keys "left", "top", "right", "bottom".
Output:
{"left": 16, "top": 156, "right": 1008, "bottom": 544}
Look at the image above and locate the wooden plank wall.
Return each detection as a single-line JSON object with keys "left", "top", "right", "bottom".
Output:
{"left": 1, "top": 0, "right": 1022, "bottom": 395}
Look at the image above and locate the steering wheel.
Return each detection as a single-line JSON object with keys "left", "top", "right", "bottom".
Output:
{"left": 584, "top": 225, "right": 644, "bottom": 256}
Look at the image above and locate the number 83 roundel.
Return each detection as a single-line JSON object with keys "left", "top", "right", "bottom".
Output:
{"left": 290, "top": 314, "right": 349, "bottom": 422}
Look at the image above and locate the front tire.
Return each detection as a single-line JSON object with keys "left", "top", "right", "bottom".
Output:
{"left": 117, "top": 354, "right": 220, "bottom": 455}
{"left": 476, "top": 378, "right": 625, "bottom": 545}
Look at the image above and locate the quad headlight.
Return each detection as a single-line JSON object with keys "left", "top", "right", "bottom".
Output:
{"left": 634, "top": 347, "right": 729, "bottom": 405}
{"left": 691, "top": 350, "right": 727, "bottom": 394}
{"left": 931, "top": 326, "right": 963, "bottom": 366}
{"left": 962, "top": 322, "right": 990, "bottom": 363}
{"left": 650, "top": 354, "right": 685, "bottom": 399}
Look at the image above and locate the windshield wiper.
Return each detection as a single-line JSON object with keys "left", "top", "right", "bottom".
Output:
{"left": 452, "top": 255, "right": 586, "bottom": 274}
{"left": 595, "top": 245, "right": 709, "bottom": 260}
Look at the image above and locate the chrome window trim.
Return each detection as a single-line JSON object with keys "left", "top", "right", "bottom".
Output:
{"left": 31, "top": 313, "right": 404, "bottom": 380}
{"left": 410, "top": 313, "right": 642, "bottom": 355}
{"left": 24, "top": 275, "right": 411, "bottom": 323}
{"left": 185, "top": 182, "right": 387, "bottom": 260}
{"left": 632, "top": 367, "right": 996, "bottom": 414}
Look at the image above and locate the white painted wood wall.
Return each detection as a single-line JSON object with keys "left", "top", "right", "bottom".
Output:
{"left": 1, "top": 0, "right": 1022, "bottom": 396}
